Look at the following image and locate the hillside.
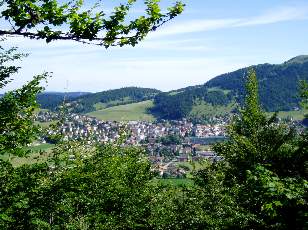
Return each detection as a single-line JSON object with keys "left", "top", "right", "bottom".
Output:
{"left": 19, "top": 56, "right": 308, "bottom": 121}
{"left": 87, "top": 100, "right": 155, "bottom": 121}
{"left": 151, "top": 55, "right": 308, "bottom": 120}
{"left": 69, "top": 87, "right": 161, "bottom": 113}
{"left": 37, "top": 92, "right": 91, "bottom": 111}
{"left": 0, "top": 92, "right": 90, "bottom": 111}
{"left": 205, "top": 55, "right": 308, "bottom": 111}
{"left": 189, "top": 100, "right": 236, "bottom": 121}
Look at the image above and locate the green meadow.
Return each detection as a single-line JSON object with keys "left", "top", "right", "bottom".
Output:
{"left": 87, "top": 100, "right": 156, "bottom": 121}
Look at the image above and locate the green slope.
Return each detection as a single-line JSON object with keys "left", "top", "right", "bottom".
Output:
{"left": 205, "top": 55, "right": 308, "bottom": 111}
{"left": 151, "top": 55, "right": 308, "bottom": 120}
{"left": 190, "top": 100, "right": 236, "bottom": 119}
{"left": 93, "top": 97, "right": 132, "bottom": 110}
{"left": 70, "top": 87, "right": 161, "bottom": 113}
{"left": 267, "top": 109, "right": 307, "bottom": 120}
{"left": 87, "top": 100, "right": 155, "bottom": 121}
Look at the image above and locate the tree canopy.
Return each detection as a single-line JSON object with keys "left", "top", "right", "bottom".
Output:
{"left": 207, "top": 69, "right": 308, "bottom": 229}
{"left": 0, "top": 0, "right": 184, "bottom": 48}
{"left": 0, "top": 45, "right": 50, "bottom": 156}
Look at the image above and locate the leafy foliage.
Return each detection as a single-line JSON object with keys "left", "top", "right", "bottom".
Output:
{"left": 0, "top": 45, "right": 49, "bottom": 156}
{"left": 300, "top": 80, "right": 308, "bottom": 115}
{"left": 0, "top": 45, "right": 26, "bottom": 88}
{"left": 158, "top": 134, "right": 182, "bottom": 145}
{"left": 0, "top": 140, "right": 259, "bottom": 229}
{"left": 0, "top": 0, "right": 184, "bottom": 48}
{"left": 0, "top": 142, "right": 190, "bottom": 229}
{"left": 198, "top": 69, "right": 308, "bottom": 229}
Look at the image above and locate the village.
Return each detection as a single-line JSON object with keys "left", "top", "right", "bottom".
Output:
{"left": 36, "top": 110, "right": 306, "bottom": 178}
{"left": 36, "top": 111, "right": 227, "bottom": 177}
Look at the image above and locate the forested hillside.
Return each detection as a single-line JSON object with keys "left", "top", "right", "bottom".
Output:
{"left": 151, "top": 88, "right": 232, "bottom": 120}
{"left": 205, "top": 55, "right": 308, "bottom": 111}
{"left": 152, "top": 56, "right": 308, "bottom": 120}
{"left": 68, "top": 87, "right": 161, "bottom": 113}
{"left": 37, "top": 92, "right": 90, "bottom": 111}
{"left": 34, "top": 88, "right": 160, "bottom": 113}
{"left": 36, "top": 56, "right": 308, "bottom": 120}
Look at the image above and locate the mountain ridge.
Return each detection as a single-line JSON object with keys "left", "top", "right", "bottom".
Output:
{"left": 284, "top": 55, "right": 308, "bottom": 65}
{"left": 34, "top": 55, "right": 308, "bottom": 120}
{"left": 151, "top": 55, "right": 308, "bottom": 119}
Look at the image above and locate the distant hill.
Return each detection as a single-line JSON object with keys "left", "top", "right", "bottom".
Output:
{"left": 0, "top": 92, "right": 90, "bottom": 111}
{"left": 68, "top": 87, "right": 161, "bottom": 113}
{"left": 205, "top": 55, "right": 308, "bottom": 111}
{"left": 5, "top": 56, "right": 306, "bottom": 121}
{"left": 284, "top": 55, "right": 308, "bottom": 65}
{"left": 151, "top": 55, "right": 308, "bottom": 120}
{"left": 37, "top": 92, "right": 91, "bottom": 111}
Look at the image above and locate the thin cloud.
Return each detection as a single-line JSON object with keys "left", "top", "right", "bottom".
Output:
{"left": 235, "top": 6, "right": 308, "bottom": 27}
{"left": 149, "top": 6, "right": 308, "bottom": 38}
{"left": 149, "top": 19, "right": 239, "bottom": 38}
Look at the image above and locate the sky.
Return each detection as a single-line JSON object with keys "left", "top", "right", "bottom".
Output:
{"left": 2, "top": 0, "right": 308, "bottom": 93}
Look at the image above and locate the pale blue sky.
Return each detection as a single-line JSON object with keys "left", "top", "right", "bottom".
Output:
{"left": 2, "top": 0, "right": 308, "bottom": 93}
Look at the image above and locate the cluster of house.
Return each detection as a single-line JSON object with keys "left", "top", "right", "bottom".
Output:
{"left": 35, "top": 110, "right": 307, "bottom": 178}
{"left": 36, "top": 111, "right": 227, "bottom": 177}
{"left": 194, "top": 123, "right": 226, "bottom": 137}
{"left": 36, "top": 112, "right": 227, "bottom": 144}
{"left": 36, "top": 111, "right": 59, "bottom": 122}
{"left": 150, "top": 149, "right": 224, "bottom": 178}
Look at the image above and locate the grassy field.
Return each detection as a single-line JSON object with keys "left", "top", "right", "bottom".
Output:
{"left": 87, "top": 100, "right": 156, "bottom": 121}
{"left": 190, "top": 100, "right": 235, "bottom": 118}
{"left": 191, "top": 100, "right": 306, "bottom": 121}
{"left": 93, "top": 97, "right": 132, "bottom": 110}
{"left": 267, "top": 110, "right": 307, "bottom": 120}
{"left": 0, "top": 143, "right": 54, "bottom": 167}
{"left": 177, "top": 161, "right": 206, "bottom": 171}
{"left": 34, "top": 108, "right": 49, "bottom": 113}
{"left": 35, "top": 120, "right": 58, "bottom": 128}
{"left": 168, "top": 90, "right": 184, "bottom": 96}
{"left": 207, "top": 87, "right": 231, "bottom": 95}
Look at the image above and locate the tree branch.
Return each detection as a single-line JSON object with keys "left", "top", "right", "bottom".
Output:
{"left": 0, "top": 17, "right": 172, "bottom": 47}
